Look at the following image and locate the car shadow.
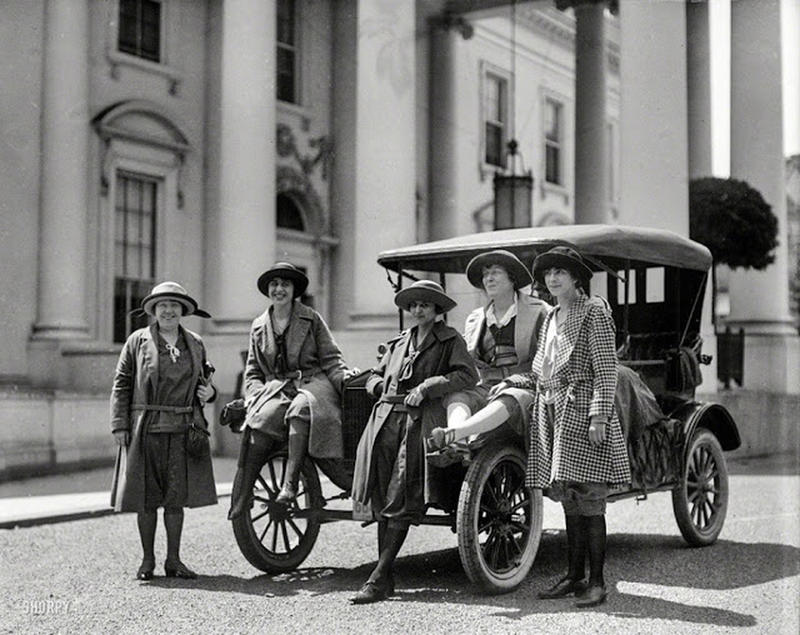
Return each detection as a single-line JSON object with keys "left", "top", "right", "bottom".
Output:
{"left": 148, "top": 529, "right": 798, "bottom": 629}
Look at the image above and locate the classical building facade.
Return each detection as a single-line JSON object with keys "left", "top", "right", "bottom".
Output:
{"left": 0, "top": 0, "right": 795, "bottom": 477}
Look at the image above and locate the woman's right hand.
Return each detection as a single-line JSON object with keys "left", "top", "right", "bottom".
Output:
{"left": 113, "top": 430, "right": 130, "bottom": 447}
{"left": 488, "top": 381, "right": 508, "bottom": 397}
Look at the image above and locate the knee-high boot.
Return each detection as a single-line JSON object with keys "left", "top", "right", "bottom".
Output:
{"left": 228, "top": 430, "right": 273, "bottom": 519}
{"left": 538, "top": 513, "right": 587, "bottom": 599}
{"left": 350, "top": 523, "right": 409, "bottom": 604}
{"left": 276, "top": 426, "right": 308, "bottom": 504}
{"left": 575, "top": 515, "right": 607, "bottom": 607}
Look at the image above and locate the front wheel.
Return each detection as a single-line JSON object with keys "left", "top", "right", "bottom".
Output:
{"left": 456, "top": 443, "right": 543, "bottom": 594}
{"left": 231, "top": 451, "right": 322, "bottom": 573}
{"left": 671, "top": 428, "right": 729, "bottom": 546}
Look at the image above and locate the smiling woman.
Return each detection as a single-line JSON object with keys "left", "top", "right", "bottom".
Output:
{"left": 109, "top": 280, "right": 217, "bottom": 581}
{"left": 227, "top": 262, "right": 353, "bottom": 519}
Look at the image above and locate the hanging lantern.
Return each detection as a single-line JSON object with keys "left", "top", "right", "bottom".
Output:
{"left": 493, "top": 139, "right": 533, "bottom": 230}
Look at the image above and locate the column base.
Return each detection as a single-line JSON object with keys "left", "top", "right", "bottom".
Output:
{"left": 31, "top": 323, "right": 90, "bottom": 340}
{"left": 739, "top": 332, "right": 800, "bottom": 394}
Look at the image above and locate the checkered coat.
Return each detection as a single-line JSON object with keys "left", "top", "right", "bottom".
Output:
{"left": 507, "top": 295, "right": 630, "bottom": 489}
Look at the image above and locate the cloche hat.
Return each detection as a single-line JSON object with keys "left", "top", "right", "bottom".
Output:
{"left": 532, "top": 246, "right": 593, "bottom": 290}
{"left": 394, "top": 280, "right": 457, "bottom": 314}
{"left": 141, "top": 281, "right": 211, "bottom": 318}
{"left": 465, "top": 249, "right": 532, "bottom": 290}
{"left": 257, "top": 262, "right": 309, "bottom": 298}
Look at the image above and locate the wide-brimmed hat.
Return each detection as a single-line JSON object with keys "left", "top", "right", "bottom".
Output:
{"left": 257, "top": 262, "right": 309, "bottom": 298}
{"left": 394, "top": 280, "right": 457, "bottom": 314}
{"left": 465, "top": 250, "right": 532, "bottom": 290}
{"left": 141, "top": 281, "right": 211, "bottom": 318}
{"left": 532, "top": 246, "right": 593, "bottom": 290}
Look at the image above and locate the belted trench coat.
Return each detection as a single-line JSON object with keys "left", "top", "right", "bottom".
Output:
{"left": 243, "top": 301, "right": 347, "bottom": 459}
{"left": 507, "top": 295, "right": 630, "bottom": 489}
{"left": 109, "top": 324, "right": 218, "bottom": 512}
{"left": 351, "top": 320, "right": 478, "bottom": 512}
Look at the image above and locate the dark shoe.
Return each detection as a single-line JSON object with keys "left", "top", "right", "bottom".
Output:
{"left": 349, "top": 580, "right": 390, "bottom": 605}
{"left": 537, "top": 576, "right": 587, "bottom": 599}
{"left": 574, "top": 582, "right": 607, "bottom": 607}
{"left": 136, "top": 560, "right": 155, "bottom": 581}
{"left": 164, "top": 560, "right": 197, "bottom": 579}
{"left": 275, "top": 482, "right": 297, "bottom": 505}
{"left": 425, "top": 433, "right": 470, "bottom": 468}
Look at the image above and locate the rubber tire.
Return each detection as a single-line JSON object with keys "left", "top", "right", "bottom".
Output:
{"left": 456, "top": 443, "right": 543, "bottom": 594}
{"left": 232, "top": 451, "right": 322, "bottom": 573}
{"left": 672, "top": 428, "right": 729, "bottom": 546}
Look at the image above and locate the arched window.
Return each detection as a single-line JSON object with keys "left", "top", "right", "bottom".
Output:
{"left": 276, "top": 193, "right": 305, "bottom": 231}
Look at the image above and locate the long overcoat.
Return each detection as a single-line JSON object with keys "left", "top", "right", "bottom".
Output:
{"left": 351, "top": 320, "right": 478, "bottom": 509}
{"left": 508, "top": 295, "right": 630, "bottom": 489}
{"left": 109, "top": 324, "right": 218, "bottom": 512}
{"left": 243, "top": 301, "right": 347, "bottom": 459}
{"left": 463, "top": 292, "right": 549, "bottom": 379}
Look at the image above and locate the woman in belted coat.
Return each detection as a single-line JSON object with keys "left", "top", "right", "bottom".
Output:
{"left": 428, "top": 250, "right": 549, "bottom": 462}
{"left": 505, "top": 246, "right": 630, "bottom": 607}
{"left": 349, "top": 280, "right": 478, "bottom": 604}
{"left": 110, "top": 282, "right": 217, "bottom": 581}
{"left": 228, "top": 263, "right": 350, "bottom": 519}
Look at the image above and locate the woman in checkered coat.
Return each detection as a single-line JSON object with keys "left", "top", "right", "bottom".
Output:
{"left": 505, "top": 246, "right": 630, "bottom": 608}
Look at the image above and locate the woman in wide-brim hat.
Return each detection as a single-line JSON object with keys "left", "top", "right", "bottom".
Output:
{"left": 427, "top": 249, "right": 550, "bottom": 465}
{"left": 501, "top": 245, "right": 629, "bottom": 607}
{"left": 349, "top": 280, "right": 477, "bottom": 604}
{"left": 228, "top": 262, "right": 353, "bottom": 519}
{"left": 110, "top": 281, "right": 217, "bottom": 581}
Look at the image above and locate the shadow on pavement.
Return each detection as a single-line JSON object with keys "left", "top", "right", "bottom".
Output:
{"left": 150, "top": 530, "right": 799, "bottom": 629}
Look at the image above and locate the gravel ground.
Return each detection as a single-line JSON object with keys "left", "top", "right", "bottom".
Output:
{"left": 1, "top": 456, "right": 798, "bottom": 634}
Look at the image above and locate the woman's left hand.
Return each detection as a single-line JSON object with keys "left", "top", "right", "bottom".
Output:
{"left": 196, "top": 383, "right": 215, "bottom": 404}
{"left": 404, "top": 387, "right": 424, "bottom": 407}
{"left": 588, "top": 416, "right": 607, "bottom": 446}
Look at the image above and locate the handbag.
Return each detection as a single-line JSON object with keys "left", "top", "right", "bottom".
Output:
{"left": 185, "top": 419, "right": 211, "bottom": 458}
{"left": 219, "top": 398, "right": 247, "bottom": 433}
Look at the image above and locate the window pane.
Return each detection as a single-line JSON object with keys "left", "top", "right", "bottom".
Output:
{"left": 277, "top": 48, "right": 296, "bottom": 102}
{"left": 486, "top": 77, "right": 499, "bottom": 120}
{"left": 485, "top": 123, "right": 504, "bottom": 167}
{"left": 546, "top": 145, "right": 560, "bottom": 184}
{"left": 277, "top": 0, "right": 295, "bottom": 45}
{"left": 118, "top": 0, "right": 161, "bottom": 63}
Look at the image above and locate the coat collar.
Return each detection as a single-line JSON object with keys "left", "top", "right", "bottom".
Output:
{"left": 543, "top": 294, "right": 591, "bottom": 377}
{"left": 257, "top": 302, "right": 317, "bottom": 372}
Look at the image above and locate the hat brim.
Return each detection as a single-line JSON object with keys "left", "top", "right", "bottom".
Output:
{"left": 257, "top": 267, "right": 309, "bottom": 298}
{"left": 394, "top": 288, "right": 457, "bottom": 314}
{"left": 141, "top": 292, "right": 211, "bottom": 318}
{"left": 465, "top": 251, "right": 532, "bottom": 290}
{"left": 532, "top": 253, "right": 593, "bottom": 287}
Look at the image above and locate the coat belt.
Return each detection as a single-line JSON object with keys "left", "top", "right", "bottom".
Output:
{"left": 275, "top": 366, "right": 324, "bottom": 381}
{"left": 131, "top": 404, "right": 194, "bottom": 414}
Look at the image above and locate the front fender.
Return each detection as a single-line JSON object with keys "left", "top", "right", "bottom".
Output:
{"left": 668, "top": 400, "right": 741, "bottom": 452}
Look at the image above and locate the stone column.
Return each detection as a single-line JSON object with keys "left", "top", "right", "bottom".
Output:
{"left": 686, "top": 0, "right": 717, "bottom": 392}
{"left": 214, "top": 0, "right": 276, "bottom": 332}
{"left": 728, "top": 0, "right": 798, "bottom": 392}
{"left": 618, "top": 0, "right": 689, "bottom": 234}
{"left": 33, "top": 0, "right": 90, "bottom": 339}
{"left": 331, "top": 0, "right": 416, "bottom": 333}
{"left": 574, "top": 0, "right": 608, "bottom": 224}
{"left": 428, "top": 19, "right": 459, "bottom": 240}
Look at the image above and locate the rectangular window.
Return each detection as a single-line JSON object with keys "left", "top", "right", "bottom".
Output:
{"left": 118, "top": 0, "right": 161, "bottom": 63}
{"left": 544, "top": 97, "right": 563, "bottom": 185}
{"left": 484, "top": 72, "right": 508, "bottom": 168}
{"left": 277, "top": 0, "right": 298, "bottom": 103}
{"left": 114, "top": 172, "right": 158, "bottom": 343}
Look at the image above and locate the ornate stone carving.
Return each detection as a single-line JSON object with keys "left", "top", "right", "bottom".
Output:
{"left": 276, "top": 123, "right": 333, "bottom": 180}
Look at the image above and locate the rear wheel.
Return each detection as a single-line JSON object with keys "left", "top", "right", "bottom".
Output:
{"left": 456, "top": 443, "right": 543, "bottom": 594}
{"left": 671, "top": 428, "right": 729, "bottom": 546}
{"left": 231, "top": 451, "right": 322, "bottom": 572}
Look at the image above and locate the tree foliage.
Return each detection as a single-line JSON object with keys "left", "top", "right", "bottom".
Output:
{"left": 689, "top": 177, "right": 779, "bottom": 270}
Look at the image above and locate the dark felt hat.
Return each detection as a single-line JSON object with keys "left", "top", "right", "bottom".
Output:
{"left": 465, "top": 250, "right": 532, "bottom": 290}
{"left": 141, "top": 281, "right": 211, "bottom": 318}
{"left": 257, "top": 262, "right": 309, "bottom": 298}
{"left": 532, "top": 246, "right": 593, "bottom": 290}
{"left": 394, "top": 280, "right": 457, "bottom": 314}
